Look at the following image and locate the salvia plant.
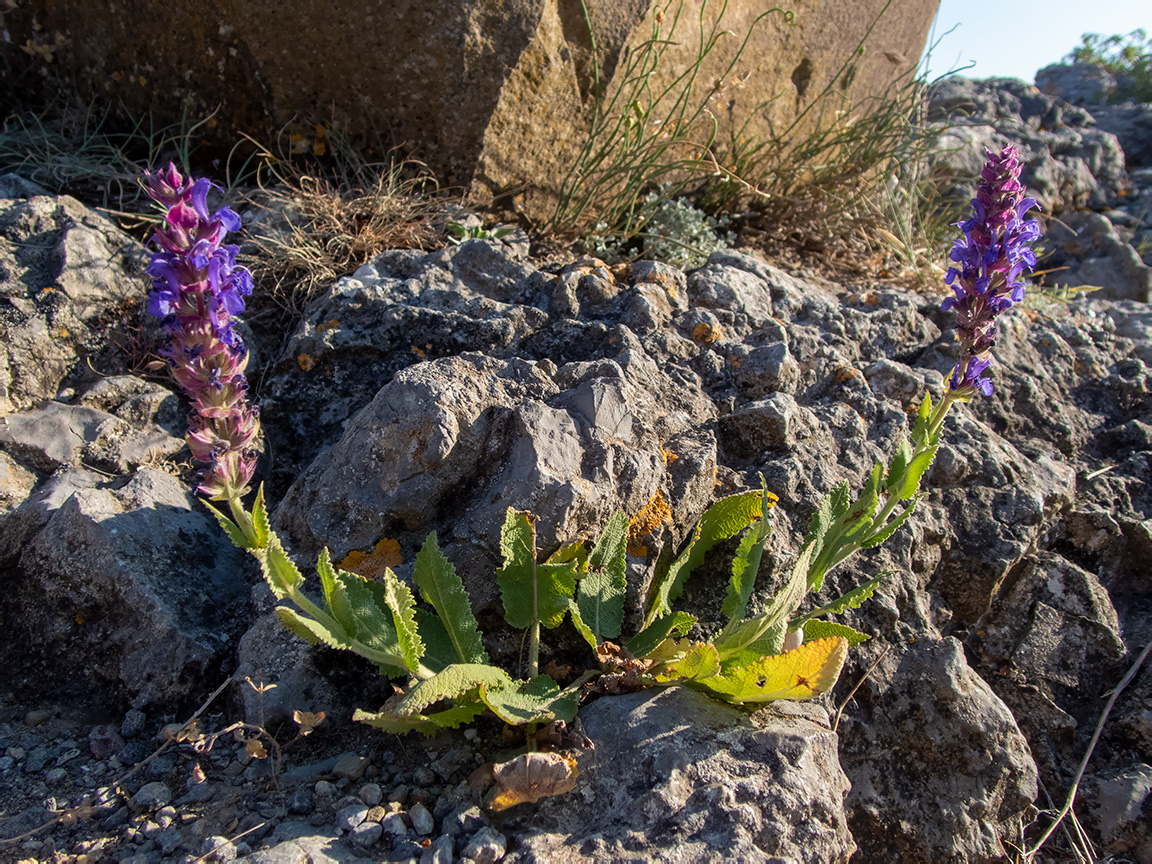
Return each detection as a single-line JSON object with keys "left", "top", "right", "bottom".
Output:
{"left": 144, "top": 146, "right": 1038, "bottom": 794}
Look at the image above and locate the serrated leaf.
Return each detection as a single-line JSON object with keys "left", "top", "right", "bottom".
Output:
{"left": 546, "top": 541, "right": 588, "bottom": 570}
{"left": 425, "top": 701, "right": 488, "bottom": 728}
{"left": 801, "top": 620, "right": 871, "bottom": 646}
{"left": 398, "top": 664, "right": 514, "bottom": 716}
{"left": 651, "top": 642, "right": 720, "bottom": 683}
{"left": 316, "top": 548, "right": 338, "bottom": 611}
{"left": 719, "top": 619, "right": 788, "bottom": 671}
{"left": 202, "top": 500, "right": 249, "bottom": 549}
{"left": 479, "top": 675, "right": 579, "bottom": 725}
{"left": 628, "top": 611, "right": 697, "bottom": 659}
{"left": 862, "top": 499, "right": 921, "bottom": 548}
{"left": 262, "top": 532, "right": 304, "bottom": 599}
{"left": 251, "top": 484, "right": 270, "bottom": 547}
{"left": 497, "top": 509, "right": 576, "bottom": 630}
{"left": 577, "top": 510, "right": 628, "bottom": 641}
{"left": 793, "top": 575, "right": 883, "bottom": 627}
{"left": 720, "top": 488, "right": 774, "bottom": 624}
{"left": 381, "top": 568, "right": 424, "bottom": 671}
{"left": 693, "top": 637, "right": 849, "bottom": 703}
{"left": 911, "top": 393, "right": 932, "bottom": 446}
{"left": 275, "top": 607, "right": 347, "bottom": 650}
{"left": 414, "top": 609, "right": 456, "bottom": 672}
{"left": 331, "top": 572, "right": 402, "bottom": 667}
{"left": 644, "top": 489, "right": 764, "bottom": 627}
{"left": 714, "top": 540, "right": 812, "bottom": 660}
{"left": 897, "top": 439, "right": 941, "bottom": 501}
{"left": 352, "top": 706, "right": 442, "bottom": 737}
{"left": 413, "top": 533, "right": 487, "bottom": 665}
{"left": 886, "top": 437, "right": 913, "bottom": 495}
{"left": 567, "top": 599, "right": 598, "bottom": 651}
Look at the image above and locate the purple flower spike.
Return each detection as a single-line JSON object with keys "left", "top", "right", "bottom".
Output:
{"left": 142, "top": 163, "right": 260, "bottom": 501}
{"left": 941, "top": 145, "right": 1041, "bottom": 398}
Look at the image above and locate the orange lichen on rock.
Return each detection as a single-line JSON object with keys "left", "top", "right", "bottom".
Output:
{"left": 692, "top": 321, "right": 723, "bottom": 345}
{"left": 339, "top": 538, "right": 403, "bottom": 579}
{"left": 627, "top": 490, "right": 671, "bottom": 556}
{"left": 297, "top": 353, "right": 316, "bottom": 371}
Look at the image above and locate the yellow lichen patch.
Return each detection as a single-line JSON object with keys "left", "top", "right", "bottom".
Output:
{"left": 834, "top": 365, "right": 860, "bottom": 384}
{"left": 316, "top": 319, "right": 341, "bottom": 332}
{"left": 692, "top": 322, "right": 723, "bottom": 346}
{"left": 297, "top": 353, "right": 316, "bottom": 371}
{"left": 627, "top": 490, "right": 671, "bottom": 556}
{"left": 339, "top": 538, "right": 403, "bottom": 579}
{"left": 411, "top": 345, "right": 426, "bottom": 359}
{"left": 661, "top": 448, "right": 678, "bottom": 466}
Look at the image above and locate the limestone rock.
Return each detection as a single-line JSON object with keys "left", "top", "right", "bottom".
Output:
{"left": 505, "top": 687, "right": 855, "bottom": 863}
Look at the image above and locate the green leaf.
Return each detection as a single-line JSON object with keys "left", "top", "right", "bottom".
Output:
{"left": 316, "top": 548, "right": 339, "bottom": 611}
{"left": 413, "top": 533, "right": 488, "bottom": 664}
{"left": 577, "top": 511, "right": 628, "bottom": 641}
{"left": 651, "top": 642, "right": 721, "bottom": 683}
{"left": 352, "top": 707, "right": 442, "bottom": 737}
{"left": 424, "top": 702, "right": 488, "bottom": 728}
{"left": 628, "top": 611, "right": 697, "bottom": 659}
{"left": 644, "top": 489, "right": 764, "bottom": 627}
{"left": 719, "top": 619, "right": 787, "bottom": 671}
{"left": 714, "top": 540, "right": 812, "bottom": 661}
{"left": 275, "top": 606, "right": 347, "bottom": 650}
{"left": 381, "top": 568, "right": 424, "bottom": 671}
{"left": 202, "top": 500, "right": 249, "bottom": 549}
{"left": 693, "top": 637, "right": 849, "bottom": 704}
{"left": 862, "top": 498, "right": 921, "bottom": 548}
{"left": 792, "top": 575, "right": 884, "bottom": 628}
{"left": 886, "top": 437, "right": 913, "bottom": 495}
{"left": 720, "top": 482, "right": 775, "bottom": 624}
{"left": 897, "top": 439, "right": 941, "bottom": 501}
{"left": 398, "top": 664, "right": 514, "bottom": 716}
{"left": 497, "top": 509, "right": 576, "bottom": 630}
{"left": 251, "top": 484, "right": 270, "bottom": 548}
{"left": 331, "top": 572, "right": 402, "bottom": 666}
{"left": 801, "top": 619, "right": 871, "bottom": 646}
{"left": 262, "top": 532, "right": 304, "bottom": 600}
{"left": 479, "top": 675, "right": 579, "bottom": 725}
{"left": 567, "top": 599, "right": 598, "bottom": 651}
{"left": 546, "top": 540, "right": 588, "bottom": 570}
{"left": 911, "top": 393, "right": 932, "bottom": 447}
{"left": 414, "top": 609, "right": 457, "bottom": 673}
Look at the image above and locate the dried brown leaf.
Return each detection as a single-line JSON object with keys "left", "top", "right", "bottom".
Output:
{"left": 487, "top": 751, "right": 579, "bottom": 811}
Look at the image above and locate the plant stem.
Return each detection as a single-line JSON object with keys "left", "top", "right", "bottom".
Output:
{"left": 228, "top": 495, "right": 259, "bottom": 547}
{"left": 528, "top": 620, "right": 540, "bottom": 680}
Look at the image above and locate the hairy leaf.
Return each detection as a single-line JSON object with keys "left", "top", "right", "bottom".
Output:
{"left": 262, "top": 532, "right": 304, "bottom": 599}
{"left": 546, "top": 540, "right": 588, "bottom": 570}
{"left": 414, "top": 609, "right": 457, "bottom": 673}
{"left": 801, "top": 619, "right": 871, "bottom": 646}
{"left": 897, "top": 439, "right": 941, "bottom": 501}
{"left": 316, "top": 548, "right": 339, "bottom": 611}
{"left": 251, "top": 484, "right": 270, "bottom": 548}
{"left": 693, "top": 637, "right": 849, "bottom": 703}
{"left": 567, "top": 600, "right": 598, "bottom": 651}
{"left": 331, "top": 572, "right": 403, "bottom": 668}
{"left": 497, "top": 509, "right": 576, "bottom": 630}
{"left": 381, "top": 568, "right": 424, "bottom": 671}
{"left": 479, "top": 675, "right": 579, "bottom": 725}
{"left": 488, "top": 752, "right": 578, "bottom": 811}
{"left": 202, "top": 501, "right": 248, "bottom": 550}
{"left": 413, "top": 533, "right": 488, "bottom": 664}
{"left": 628, "top": 611, "right": 697, "bottom": 659}
{"left": 862, "top": 499, "right": 921, "bottom": 548}
{"left": 644, "top": 489, "right": 764, "bottom": 627}
{"left": 275, "top": 607, "right": 346, "bottom": 650}
{"left": 353, "top": 700, "right": 485, "bottom": 737}
{"left": 886, "top": 437, "right": 913, "bottom": 495}
{"left": 720, "top": 481, "right": 777, "bottom": 624}
{"left": 398, "top": 664, "right": 514, "bottom": 716}
{"left": 578, "top": 510, "right": 628, "bottom": 641}
{"left": 719, "top": 619, "right": 788, "bottom": 671}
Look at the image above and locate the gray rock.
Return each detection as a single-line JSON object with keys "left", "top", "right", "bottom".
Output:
{"left": 1035, "top": 62, "right": 1117, "bottom": 105}
{"left": 0, "top": 194, "right": 149, "bottom": 415}
{"left": 200, "top": 836, "right": 237, "bottom": 863}
{"left": 350, "top": 821, "right": 383, "bottom": 847}
{"left": 1082, "top": 764, "right": 1152, "bottom": 857}
{"left": 1044, "top": 211, "right": 1151, "bottom": 303}
{"left": 287, "top": 787, "right": 314, "bottom": 815}
{"left": 238, "top": 842, "right": 308, "bottom": 864}
{"left": 1093, "top": 102, "right": 1152, "bottom": 168}
{"left": 408, "top": 802, "right": 434, "bottom": 836}
{"left": 838, "top": 638, "right": 1037, "bottom": 863}
{"left": 687, "top": 251, "right": 774, "bottom": 328}
{"left": 508, "top": 687, "right": 853, "bottom": 863}
{"left": 120, "top": 708, "right": 146, "bottom": 739}
{"left": 461, "top": 827, "right": 507, "bottom": 864}
{"left": 719, "top": 393, "right": 818, "bottom": 458}
{"left": 6, "top": 466, "right": 247, "bottom": 709}
{"left": 130, "top": 782, "right": 172, "bottom": 812}
{"left": 430, "top": 748, "right": 472, "bottom": 782}
{"left": 335, "top": 803, "right": 369, "bottom": 832}
{"left": 379, "top": 812, "right": 408, "bottom": 836}
{"left": 156, "top": 826, "right": 183, "bottom": 856}
{"left": 443, "top": 805, "right": 487, "bottom": 839}
{"left": 358, "top": 783, "right": 382, "bottom": 807}
{"left": 332, "top": 753, "right": 369, "bottom": 781}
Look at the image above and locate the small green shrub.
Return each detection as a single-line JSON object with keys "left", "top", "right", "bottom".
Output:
{"left": 1065, "top": 29, "right": 1152, "bottom": 103}
{"left": 586, "top": 190, "right": 734, "bottom": 269}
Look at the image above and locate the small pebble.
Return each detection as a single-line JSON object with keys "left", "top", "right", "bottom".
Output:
{"left": 156, "top": 826, "right": 183, "bottom": 856}
{"left": 388, "top": 784, "right": 410, "bottom": 806}
{"left": 332, "top": 752, "right": 369, "bottom": 781}
{"left": 44, "top": 767, "right": 67, "bottom": 784}
{"left": 314, "top": 780, "right": 337, "bottom": 799}
{"left": 421, "top": 833, "right": 455, "bottom": 864}
{"left": 0, "top": 756, "right": 13, "bottom": 771}
{"left": 412, "top": 766, "right": 436, "bottom": 786}
{"left": 201, "top": 836, "right": 237, "bottom": 863}
{"left": 24, "top": 709, "right": 50, "bottom": 727}
{"left": 409, "top": 802, "right": 434, "bottom": 836}
{"left": 130, "top": 782, "right": 172, "bottom": 812}
{"left": 463, "top": 728, "right": 478, "bottom": 741}
{"left": 359, "top": 782, "right": 382, "bottom": 806}
{"left": 156, "top": 806, "right": 176, "bottom": 829}
{"left": 335, "top": 803, "right": 368, "bottom": 832}
{"left": 120, "top": 710, "right": 147, "bottom": 739}
{"left": 379, "top": 812, "right": 408, "bottom": 836}
{"left": 444, "top": 804, "right": 488, "bottom": 838}
{"left": 287, "top": 787, "right": 313, "bottom": 815}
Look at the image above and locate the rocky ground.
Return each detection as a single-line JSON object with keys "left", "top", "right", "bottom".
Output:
{"left": 2, "top": 66, "right": 1152, "bottom": 864}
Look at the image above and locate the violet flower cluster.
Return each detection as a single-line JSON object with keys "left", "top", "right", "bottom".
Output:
{"left": 143, "top": 163, "right": 260, "bottom": 501}
{"left": 941, "top": 145, "right": 1041, "bottom": 397}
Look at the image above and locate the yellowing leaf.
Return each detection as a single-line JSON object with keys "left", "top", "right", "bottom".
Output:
{"left": 487, "top": 751, "right": 578, "bottom": 811}
{"left": 293, "top": 710, "right": 326, "bottom": 735}
{"left": 339, "top": 538, "right": 403, "bottom": 579}
{"left": 695, "top": 637, "right": 849, "bottom": 704}
{"left": 246, "top": 738, "right": 268, "bottom": 759}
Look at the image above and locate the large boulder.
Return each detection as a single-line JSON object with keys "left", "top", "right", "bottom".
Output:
{"left": 3, "top": 0, "right": 939, "bottom": 218}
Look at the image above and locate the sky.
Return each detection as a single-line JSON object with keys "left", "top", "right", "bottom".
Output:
{"left": 921, "top": 0, "right": 1149, "bottom": 83}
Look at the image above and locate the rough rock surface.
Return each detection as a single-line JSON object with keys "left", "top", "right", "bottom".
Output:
{"left": 4, "top": 0, "right": 938, "bottom": 218}
{"left": 506, "top": 688, "right": 855, "bottom": 863}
